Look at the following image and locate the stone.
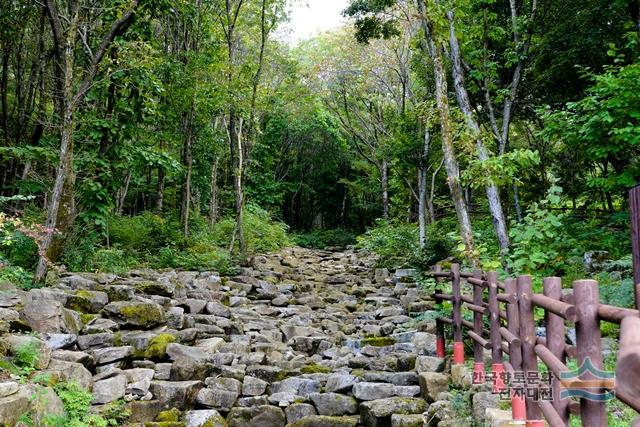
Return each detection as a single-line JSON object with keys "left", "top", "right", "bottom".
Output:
{"left": 128, "top": 400, "right": 162, "bottom": 423}
{"left": 0, "top": 384, "right": 30, "bottom": 426}
{"left": 197, "top": 378, "right": 242, "bottom": 411}
{"left": 415, "top": 356, "right": 445, "bottom": 373}
{"left": 309, "top": 393, "right": 358, "bottom": 416}
{"left": 242, "top": 375, "right": 268, "bottom": 396}
{"left": 103, "top": 301, "right": 165, "bottom": 328}
{"left": 196, "top": 337, "right": 225, "bottom": 353}
{"left": 185, "top": 409, "right": 227, "bottom": 427}
{"left": 359, "top": 397, "right": 427, "bottom": 427}
{"left": 93, "top": 373, "right": 127, "bottom": 404}
{"left": 78, "top": 332, "right": 114, "bottom": 350}
{"left": 352, "top": 382, "right": 395, "bottom": 401}
{"left": 451, "top": 365, "right": 472, "bottom": 389}
{"left": 46, "top": 359, "right": 93, "bottom": 391}
{"left": 4, "top": 334, "right": 51, "bottom": 369}
{"left": 390, "top": 414, "right": 424, "bottom": 427}
{"left": 288, "top": 416, "right": 360, "bottom": 427}
{"left": 270, "top": 377, "right": 321, "bottom": 397}
{"left": 149, "top": 380, "right": 203, "bottom": 410}
{"left": 51, "top": 349, "right": 95, "bottom": 370}
{"left": 485, "top": 408, "right": 521, "bottom": 427}
{"left": 226, "top": 405, "right": 285, "bottom": 427}
{"left": 21, "top": 300, "right": 79, "bottom": 333}
{"left": 418, "top": 372, "right": 449, "bottom": 402}
{"left": 325, "top": 373, "right": 357, "bottom": 393}
{"left": 93, "top": 346, "right": 134, "bottom": 365}
{"left": 472, "top": 391, "right": 500, "bottom": 422}
{"left": 41, "top": 333, "right": 77, "bottom": 350}
{"left": 267, "top": 391, "right": 300, "bottom": 406}
{"left": 424, "top": 400, "right": 453, "bottom": 426}
{"left": 285, "top": 403, "right": 317, "bottom": 424}
{"left": 0, "top": 382, "right": 19, "bottom": 398}
{"left": 393, "top": 385, "right": 421, "bottom": 397}
{"left": 29, "top": 385, "right": 65, "bottom": 426}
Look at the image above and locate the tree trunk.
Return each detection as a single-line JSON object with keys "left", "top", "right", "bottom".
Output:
{"left": 181, "top": 102, "right": 195, "bottom": 238}
{"left": 381, "top": 159, "right": 389, "bottom": 219}
{"left": 417, "top": 0, "right": 476, "bottom": 265}
{"left": 228, "top": 114, "right": 245, "bottom": 255}
{"left": 115, "top": 170, "right": 131, "bottom": 216}
{"left": 209, "top": 157, "right": 219, "bottom": 226}
{"left": 418, "top": 128, "right": 430, "bottom": 248}
{"left": 447, "top": 11, "right": 510, "bottom": 260}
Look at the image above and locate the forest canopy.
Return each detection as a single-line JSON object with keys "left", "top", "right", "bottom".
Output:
{"left": 0, "top": 0, "right": 638, "bottom": 290}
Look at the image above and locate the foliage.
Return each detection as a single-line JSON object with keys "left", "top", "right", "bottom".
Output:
{"left": 294, "top": 229, "right": 357, "bottom": 249}
{"left": 49, "top": 382, "right": 128, "bottom": 427}
{"left": 507, "top": 184, "right": 574, "bottom": 275}
{"left": 211, "top": 204, "right": 292, "bottom": 254}
{"left": 356, "top": 220, "right": 419, "bottom": 268}
{"left": 13, "top": 341, "right": 40, "bottom": 376}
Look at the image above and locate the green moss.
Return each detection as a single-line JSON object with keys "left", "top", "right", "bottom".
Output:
{"left": 156, "top": 408, "right": 181, "bottom": 422}
{"left": 144, "top": 333, "right": 176, "bottom": 360}
{"left": 361, "top": 336, "right": 396, "bottom": 347}
{"left": 300, "top": 364, "right": 331, "bottom": 374}
{"left": 274, "top": 369, "right": 296, "bottom": 382}
{"left": 118, "top": 303, "right": 163, "bottom": 327}
{"left": 144, "top": 422, "right": 185, "bottom": 427}
{"left": 80, "top": 313, "right": 98, "bottom": 325}
{"left": 66, "top": 295, "right": 92, "bottom": 313}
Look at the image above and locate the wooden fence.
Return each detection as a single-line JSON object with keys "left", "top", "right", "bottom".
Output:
{"left": 428, "top": 264, "right": 640, "bottom": 427}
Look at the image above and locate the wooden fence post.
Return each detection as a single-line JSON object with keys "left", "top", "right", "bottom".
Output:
{"left": 487, "top": 271, "right": 505, "bottom": 392}
{"left": 472, "top": 269, "right": 485, "bottom": 384}
{"left": 573, "top": 280, "right": 606, "bottom": 427}
{"left": 451, "top": 263, "right": 464, "bottom": 365}
{"left": 629, "top": 184, "right": 640, "bottom": 309}
{"left": 434, "top": 265, "right": 446, "bottom": 358}
{"left": 517, "top": 275, "right": 543, "bottom": 424}
{"left": 543, "top": 277, "right": 570, "bottom": 426}
{"left": 505, "top": 278, "right": 526, "bottom": 422}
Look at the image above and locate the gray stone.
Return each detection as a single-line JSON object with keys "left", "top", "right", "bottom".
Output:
{"left": 46, "top": 359, "right": 93, "bottom": 391}
{"left": 393, "top": 385, "right": 421, "bottom": 397}
{"left": 78, "top": 332, "right": 114, "bottom": 350}
{"left": 0, "top": 384, "right": 30, "bottom": 426}
{"left": 93, "top": 346, "right": 134, "bottom": 365}
{"left": 5, "top": 334, "right": 51, "bottom": 369}
{"left": 309, "top": 393, "right": 358, "bottom": 416}
{"left": 415, "top": 356, "right": 445, "bottom": 373}
{"left": 360, "top": 397, "right": 427, "bottom": 427}
{"left": 242, "top": 375, "right": 268, "bottom": 396}
{"left": 197, "top": 387, "right": 238, "bottom": 411}
{"left": 353, "top": 382, "right": 395, "bottom": 401}
{"left": 418, "top": 372, "right": 449, "bottom": 402}
{"left": 288, "top": 415, "right": 359, "bottom": 427}
{"left": 226, "top": 405, "right": 285, "bottom": 427}
{"left": 325, "top": 373, "right": 357, "bottom": 393}
{"left": 390, "top": 414, "right": 424, "bottom": 427}
{"left": 0, "top": 382, "right": 18, "bottom": 398}
{"left": 149, "top": 380, "right": 203, "bottom": 410}
{"left": 41, "top": 333, "right": 77, "bottom": 350}
{"left": 285, "top": 403, "right": 317, "bottom": 423}
{"left": 21, "top": 300, "right": 79, "bottom": 333}
{"left": 51, "top": 349, "right": 95, "bottom": 370}
{"left": 472, "top": 391, "right": 500, "bottom": 422}
{"left": 185, "top": 409, "right": 227, "bottom": 427}
{"left": 93, "top": 373, "right": 127, "bottom": 404}
{"left": 103, "top": 301, "right": 165, "bottom": 328}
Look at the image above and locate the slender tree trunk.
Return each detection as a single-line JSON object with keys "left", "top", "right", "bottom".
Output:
{"left": 181, "top": 101, "right": 195, "bottom": 238}
{"left": 115, "top": 170, "right": 131, "bottom": 216}
{"left": 447, "top": 11, "right": 510, "bottom": 260}
{"left": 381, "top": 159, "right": 389, "bottom": 219}
{"left": 417, "top": 0, "right": 476, "bottom": 265}
{"left": 209, "top": 157, "right": 219, "bottom": 225}
{"left": 156, "top": 167, "right": 165, "bottom": 213}
{"left": 418, "top": 127, "right": 430, "bottom": 248}
{"left": 228, "top": 115, "right": 245, "bottom": 254}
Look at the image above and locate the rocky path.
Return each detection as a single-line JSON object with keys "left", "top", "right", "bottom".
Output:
{"left": 0, "top": 247, "right": 497, "bottom": 426}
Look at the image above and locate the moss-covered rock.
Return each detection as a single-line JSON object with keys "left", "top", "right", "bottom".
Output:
{"left": 145, "top": 333, "right": 177, "bottom": 360}
{"left": 361, "top": 336, "right": 396, "bottom": 347}
{"left": 300, "top": 364, "right": 331, "bottom": 374}
{"left": 156, "top": 408, "right": 181, "bottom": 422}
{"left": 103, "top": 301, "right": 165, "bottom": 328}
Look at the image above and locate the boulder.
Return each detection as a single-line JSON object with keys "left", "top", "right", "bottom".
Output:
{"left": 353, "top": 382, "right": 395, "bottom": 401}
{"left": 285, "top": 403, "right": 317, "bottom": 424}
{"left": 93, "top": 373, "right": 127, "bottom": 404}
{"left": 242, "top": 375, "right": 268, "bottom": 396}
{"left": 359, "top": 397, "right": 427, "bottom": 427}
{"left": 21, "top": 300, "right": 80, "bottom": 333}
{"left": 226, "top": 405, "right": 285, "bottom": 427}
{"left": 4, "top": 334, "right": 51, "bottom": 369}
{"left": 418, "top": 372, "right": 449, "bottom": 402}
{"left": 288, "top": 415, "right": 360, "bottom": 427}
{"left": 0, "top": 384, "right": 30, "bottom": 426}
{"left": 325, "top": 373, "right": 357, "bottom": 393}
{"left": 103, "top": 301, "right": 165, "bottom": 328}
{"left": 309, "top": 393, "right": 358, "bottom": 416}
{"left": 150, "top": 380, "right": 203, "bottom": 410}
{"left": 46, "top": 359, "right": 93, "bottom": 391}
{"left": 390, "top": 414, "right": 425, "bottom": 427}
{"left": 415, "top": 356, "right": 445, "bottom": 373}
{"left": 185, "top": 409, "right": 228, "bottom": 427}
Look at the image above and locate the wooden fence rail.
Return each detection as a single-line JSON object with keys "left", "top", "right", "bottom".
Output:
{"left": 428, "top": 265, "right": 640, "bottom": 427}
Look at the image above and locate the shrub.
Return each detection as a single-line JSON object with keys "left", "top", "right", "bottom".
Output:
{"left": 211, "top": 204, "right": 292, "bottom": 253}
{"left": 14, "top": 341, "right": 40, "bottom": 375}
{"left": 294, "top": 228, "right": 357, "bottom": 249}
{"left": 107, "top": 212, "right": 178, "bottom": 253}
{"left": 356, "top": 220, "right": 419, "bottom": 268}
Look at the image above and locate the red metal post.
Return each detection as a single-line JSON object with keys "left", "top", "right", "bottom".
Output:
{"left": 472, "top": 269, "right": 485, "bottom": 384}
{"left": 451, "top": 263, "right": 464, "bottom": 365}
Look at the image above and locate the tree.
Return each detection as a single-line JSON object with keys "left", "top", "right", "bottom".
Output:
{"left": 35, "top": 0, "right": 142, "bottom": 282}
